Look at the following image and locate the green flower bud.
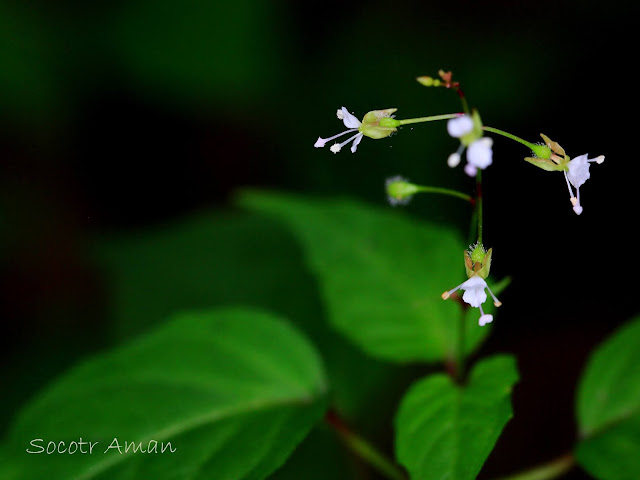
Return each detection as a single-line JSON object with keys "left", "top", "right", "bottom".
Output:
{"left": 385, "top": 176, "right": 418, "bottom": 206}
{"left": 525, "top": 133, "right": 570, "bottom": 172}
{"left": 464, "top": 245, "right": 493, "bottom": 279}
{"left": 360, "top": 108, "right": 398, "bottom": 139}
{"left": 416, "top": 76, "right": 435, "bottom": 86}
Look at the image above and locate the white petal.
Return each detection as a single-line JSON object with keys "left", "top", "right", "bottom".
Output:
{"left": 447, "top": 152, "right": 461, "bottom": 168}
{"left": 340, "top": 107, "right": 362, "bottom": 129}
{"left": 567, "top": 154, "right": 591, "bottom": 188}
{"left": 464, "top": 163, "right": 478, "bottom": 177}
{"left": 467, "top": 138, "right": 493, "bottom": 169}
{"left": 461, "top": 276, "right": 488, "bottom": 308}
{"left": 350, "top": 133, "right": 364, "bottom": 153}
{"left": 447, "top": 115, "right": 474, "bottom": 138}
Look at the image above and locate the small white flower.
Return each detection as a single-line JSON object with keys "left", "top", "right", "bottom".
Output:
{"left": 447, "top": 115, "right": 474, "bottom": 138}
{"left": 562, "top": 154, "right": 605, "bottom": 215}
{"left": 314, "top": 106, "right": 364, "bottom": 154}
{"left": 446, "top": 114, "right": 493, "bottom": 176}
{"left": 467, "top": 137, "right": 493, "bottom": 170}
{"left": 447, "top": 152, "right": 461, "bottom": 168}
{"left": 464, "top": 163, "right": 478, "bottom": 177}
{"left": 442, "top": 275, "right": 501, "bottom": 326}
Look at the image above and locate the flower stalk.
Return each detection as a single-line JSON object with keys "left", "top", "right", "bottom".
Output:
{"left": 493, "top": 454, "right": 574, "bottom": 480}
{"left": 325, "top": 409, "right": 407, "bottom": 480}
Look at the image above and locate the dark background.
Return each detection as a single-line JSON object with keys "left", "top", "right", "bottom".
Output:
{"left": 1, "top": 0, "right": 637, "bottom": 478}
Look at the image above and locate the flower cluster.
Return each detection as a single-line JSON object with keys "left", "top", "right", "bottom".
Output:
{"left": 313, "top": 71, "right": 605, "bottom": 330}
{"left": 525, "top": 133, "right": 604, "bottom": 215}
{"left": 446, "top": 113, "right": 493, "bottom": 177}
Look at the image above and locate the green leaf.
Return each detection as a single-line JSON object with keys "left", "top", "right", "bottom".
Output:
{"left": 92, "top": 210, "right": 399, "bottom": 421}
{"left": 4, "top": 308, "right": 328, "bottom": 480}
{"left": 238, "top": 190, "right": 493, "bottom": 364}
{"left": 394, "top": 355, "right": 519, "bottom": 480}
{"left": 574, "top": 316, "right": 640, "bottom": 480}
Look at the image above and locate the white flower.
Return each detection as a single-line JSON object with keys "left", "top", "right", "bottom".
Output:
{"left": 314, "top": 106, "right": 364, "bottom": 154}
{"left": 562, "top": 154, "right": 605, "bottom": 215}
{"left": 442, "top": 275, "right": 501, "bottom": 326}
{"left": 447, "top": 152, "right": 461, "bottom": 168}
{"left": 447, "top": 115, "right": 474, "bottom": 138}
{"left": 446, "top": 115, "right": 493, "bottom": 177}
{"left": 467, "top": 137, "right": 493, "bottom": 169}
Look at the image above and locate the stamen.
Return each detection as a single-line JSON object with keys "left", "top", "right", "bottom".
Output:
{"left": 335, "top": 132, "right": 361, "bottom": 150}
{"left": 442, "top": 281, "right": 464, "bottom": 300}
{"left": 486, "top": 285, "right": 501, "bottom": 307}
{"left": 590, "top": 155, "right": 605, "bottom": 164}
{"left": 314, "top": 129, "right": 358, "bottom": 148}
{"left": 563, "top": 171, "right": 576, "bottom": 203}
{"left": 551, "top": 153, "right": 564, "bottom": 164}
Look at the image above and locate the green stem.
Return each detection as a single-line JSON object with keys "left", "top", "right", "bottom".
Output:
{"left": 326, "top": 410, "right": 407, "bottom": 480}
{"left": 455, "top": 308, "right": 467, "bottom": 381}
{"left": 475, "top": 170, "right": 483, "bottom": 244}
{"left": 397, "top": 113, "right": 461, "bottom": 125}
{"left": 494, "top": 454, "right": 574, "bottom": 480}
{"left": 482, "top": 126, "right": 537, "bottom": 151}
{"left": 459, "top": 95, "right": 470, "bottom": 115}
{"left": 415, "top": 185, "right": 474, "bottom": 203}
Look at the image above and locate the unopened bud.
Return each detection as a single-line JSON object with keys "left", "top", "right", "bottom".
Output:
{"left": 385, "top": 176, "right": 418, "bottom": 206}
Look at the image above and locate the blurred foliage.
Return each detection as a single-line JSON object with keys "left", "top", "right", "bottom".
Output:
{"left": 92, "top": 207, "right": 407, "bottom": 423}
{"left": 238, "top": 190, "right": 491, "bottom": 362}
{"left": 574, "top": 316, "right": 640, "bottom": 480}
{"left": 4, "top": 308, "right": 328, "bottom": 480}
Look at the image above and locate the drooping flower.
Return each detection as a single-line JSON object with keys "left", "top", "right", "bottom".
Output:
{"left": 441, "top": 246, "right": 501, "bottom": 326}
{"left": 524, "top": 134, "right": 604, "bottom": 215}
{"left": 564, "top": 153, "right": 605, "bottom": 215}
{"left": 442, "top": 275, "right": 500, "bottom": 326}
{"left": 446, "top": 111, "right": 493, "bottom": 177}
{"left": 315, "top": 107, "right": 398, "bottom": 154}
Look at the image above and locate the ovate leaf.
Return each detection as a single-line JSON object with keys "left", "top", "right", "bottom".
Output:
{"left": 575, "top": 316, "right": 640, "bottom": 480}
{"left": 394, "top": 355, "right": 519, "bottom": 480}
{"left": 4, "top": 308, "right": 328, "bottom": 480}
{"left": 238, "top": 190, "right": 492, "bottom": 364}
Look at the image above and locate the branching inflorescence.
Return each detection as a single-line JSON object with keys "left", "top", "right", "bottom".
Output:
{"left": 314, "top": 69, "right": 604, "bottom": 327}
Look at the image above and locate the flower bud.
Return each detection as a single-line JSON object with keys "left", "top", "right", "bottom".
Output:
{"left": 360, "top": 108, "right": 398, "bottom": 139}
{"left": 464, "top": 245, "right": 493, "bottom": 279}
{"left": 385, "top": 176, "right": 418, "bottom": 206}
{"left": 416, "top": 76, "right": 441, "bottom": 87}
{"left": 524, "top": 133, "right": 570, "bottom": 172}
